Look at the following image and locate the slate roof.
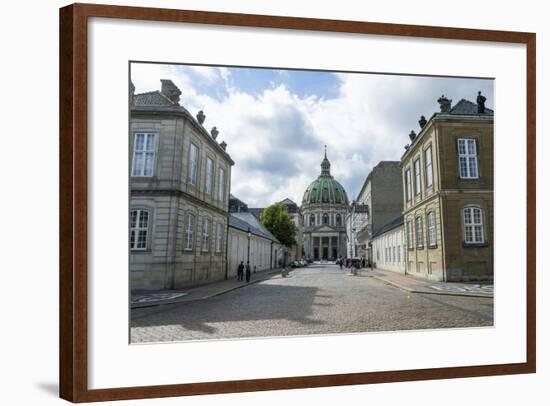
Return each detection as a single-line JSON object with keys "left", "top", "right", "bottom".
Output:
{"left": 133, "top": 91, "right": 175, "bottom": 107}
{"left": 449, "top": 99, "right": 494, "bottom": 116}
{"left": 229, "top": 212, "right": 280, "bottom": 243}
{"left": 248, "top": 208, "right": 264, "bottom": 220}
{"left": 279, "top": 198, "right": 297, "bottom": 206}
{"left": 371, "top": 215, "right": 404, "bottom": 239}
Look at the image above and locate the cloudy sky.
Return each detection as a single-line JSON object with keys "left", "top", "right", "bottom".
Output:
{"left": 131, "top": 63, "right": 493, "bottom": 208}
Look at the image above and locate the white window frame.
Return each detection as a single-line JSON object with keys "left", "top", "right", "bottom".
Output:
{"left": 415, "top": 216, "right": 424, "bottom": 248}
{"left": 217, "top": 167, "right": 226, "bottom": 202}
{"left": 202, "top": 217, "right": 210, "bottom": 252}
{"left": 188, "top": 143, "right": 199, "bottom": 185}
{"left": 407, "top": 220, "right": 414, "bottom": 249}
{"left": 130, "top": 209, "right": 149, "bottom": 251}
{"left": 427, "top": 211, "right": 437, "bottom": 247}
{"left": 215, "top": 222, "right": 223, "bottom": 253}
{"left": 205, "top": 157, "right": 213, "bottom": 194}
{"left": 131, "top": 132, "right": 156, "bottom": 177}
{"left": 184, "top": 213, "right": 195, "bottom": 250}
{"left": 405, "top": 168, "right": 412, "bottom": 202}
{"left": 458, "top": 138, "right": 479, "bottom": 179}
{"left": 424, "top": 145, "right": 433, "bottom": 188}
{"left": 463, "top": 206, "right": 485, "bottom": 244}
{"left": 414, "top": 158, "right": 422, "bottom": 197}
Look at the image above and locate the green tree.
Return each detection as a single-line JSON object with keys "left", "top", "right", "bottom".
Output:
{"left": 260, "top": 203, "right": 297, "bottom": 247}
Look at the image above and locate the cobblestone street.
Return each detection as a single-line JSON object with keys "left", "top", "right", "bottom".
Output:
{"left": 130, "top": 264, "right": 493, "bottom": 343}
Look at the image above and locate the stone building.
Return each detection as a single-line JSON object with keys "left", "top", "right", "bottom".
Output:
{"left": 129, "top": 79, "right": 233, "bottom": 291}
{"left": 301, "top": 149, "right": 349, "bottom": 261}
{"left": 401, "top": 93, "right": 493, "bottom": 281}
{"left": 227, "top": 211, "right": 283, "bottom": 277}
{"left": 371, "top": 216, "right": 405, "bottom": 273}
{"left": 351, "top": 161, "right": 403, "bottom": 262}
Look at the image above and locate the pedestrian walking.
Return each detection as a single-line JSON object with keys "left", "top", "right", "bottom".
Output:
{"left": 237, "top": 261, "right": 244, "bottom": 281}
{"left": 339, "top": 257, "right": 343, "bottom": 270}
{"left": 245, "top": 261, "right": 251, "bottom": 283}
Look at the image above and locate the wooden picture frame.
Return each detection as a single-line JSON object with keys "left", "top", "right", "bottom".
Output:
{"left": 59, "top": 3, "right": 536, "bottom": 402}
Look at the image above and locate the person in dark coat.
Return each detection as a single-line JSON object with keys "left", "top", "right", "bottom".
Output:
{"left": 237, "top": 261, "right": 244, "bottom": 281}
{"left": 245, "top": 261, "right": 251, "bottom": 283}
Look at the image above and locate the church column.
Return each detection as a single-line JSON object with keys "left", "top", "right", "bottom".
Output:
{"left": 328, "top": 235, "right": 332, "bottom": 260}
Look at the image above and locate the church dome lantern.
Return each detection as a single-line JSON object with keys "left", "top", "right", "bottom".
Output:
{"left": 302, "top": 147, "right": 349, "bottom": 206}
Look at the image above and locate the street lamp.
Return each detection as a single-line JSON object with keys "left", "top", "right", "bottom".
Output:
{"left": 247, "top": 227, "right": 251, "bottom": 265}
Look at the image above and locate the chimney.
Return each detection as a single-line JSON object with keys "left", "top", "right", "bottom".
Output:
{"left": 437, "top": 95, "right": 452, "bottom": 113}
{"left": 160, "top": 79, "right": 182, "bottom": 105}
{"left": 196, "top": 110, "right": 206, "bottom": 125}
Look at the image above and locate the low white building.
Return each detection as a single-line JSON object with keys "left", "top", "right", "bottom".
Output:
{"left": 227, "top": 212, "right": 283, "bottom": 277}
{"left": 371, "top": 216, "right": 406, "bottom": 274}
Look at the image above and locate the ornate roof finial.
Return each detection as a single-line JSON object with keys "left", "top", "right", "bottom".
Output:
{"left": 476, "top": 90, "right": 486, "bottom": 114}
{"left": 321, "top": 145, "right": 331, "bottom": 176}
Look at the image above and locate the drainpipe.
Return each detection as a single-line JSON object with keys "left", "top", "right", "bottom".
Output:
{"left": 270, "top": 240, "right": 273, "bottom": 270}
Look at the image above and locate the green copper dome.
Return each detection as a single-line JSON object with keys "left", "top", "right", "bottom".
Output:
{"left": 302, "top": 148, "right": 349, "bottom": 206}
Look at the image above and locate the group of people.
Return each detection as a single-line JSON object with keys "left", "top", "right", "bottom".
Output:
{"left": 237, "top": 261, "right": 252, "bottom": 283}
{"left": 337, "top": 257, "right": 370, "bottom": 270}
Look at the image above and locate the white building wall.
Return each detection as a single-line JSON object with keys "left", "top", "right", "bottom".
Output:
{"left": 227, "top": 227, "right": 282, "bottom": 278}
{"left": 372, "top": 225, "right": 406, "bottom": 274}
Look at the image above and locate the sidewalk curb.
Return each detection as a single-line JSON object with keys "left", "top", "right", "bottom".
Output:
{"left": 131, "top": 270, "right": 281, "bottom": 309}
{"left": 369, "top": 274, "right": 493, "bottom": 298}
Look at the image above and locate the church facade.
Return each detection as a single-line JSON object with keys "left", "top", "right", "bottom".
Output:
{"left": 301, "top": 150, "right": 349, "bottom": 261}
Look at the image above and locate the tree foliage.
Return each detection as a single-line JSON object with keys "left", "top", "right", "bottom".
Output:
{"left": 260, "top": 203, "right": 297, "bottom": 247}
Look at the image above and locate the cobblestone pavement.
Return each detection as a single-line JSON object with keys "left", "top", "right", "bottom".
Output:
{"left": 130, "top": 264, "right": 494, "bottom": 343}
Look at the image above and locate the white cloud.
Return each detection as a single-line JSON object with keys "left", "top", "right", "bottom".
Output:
{"left": 131, "top": 63, "right": 493, "bottom": 207}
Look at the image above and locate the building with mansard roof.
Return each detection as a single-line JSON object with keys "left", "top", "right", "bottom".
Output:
{"left": 129, "top": 79, "right": 234, "bottom": 291}
{"left": 401, "top": 92, "right": 493, "bottom": 281}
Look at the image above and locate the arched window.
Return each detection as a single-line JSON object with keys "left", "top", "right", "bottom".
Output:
{"left": 463, "top": 206, "right": 485, "bottom": 244}
{"left": 335, "top": 214, "right": 341, "bottom": 226}
{"left": 323, "top": 213, "right": 329, "bottom": 225}
{"left": 310, "top": 214, "right": 316, "bottom": 227}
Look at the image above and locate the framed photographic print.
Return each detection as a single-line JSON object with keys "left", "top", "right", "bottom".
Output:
{"left": 59, "top": 3, "right": 536, "bottom": 402}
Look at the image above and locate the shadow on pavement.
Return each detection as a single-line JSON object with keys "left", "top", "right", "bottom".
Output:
{"left": 131, "top": 283, "right": 323, "bottom": 334}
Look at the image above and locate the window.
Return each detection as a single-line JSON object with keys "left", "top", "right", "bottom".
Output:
{"left": 188, "top": 143, "right": 199, "bottom": 185}
{"left": 184, "top": 213, "right": 195, "bottom": 250}
{"left": 215, "top": 222, "right": 223, "bottom": 253}
{"left": 414, "top": 158, "right": 422, "bottom": 196}
{"left": 323, "top": 213, "right": 329, "bottom": 225}
{"left": 201, "top": 217, "right": 210, "bottom": 251}
{"left": 458, "top": 138, "right": 479, "bottom": 179}
{"left": 392, "top": 246, "right": 396, "bottom": 263}
{"left": 397, "top": 245, "right": 401, "bottom": 263}
{"left": 415, "top": 217, "right": 424, "bottom": 248}
{"left": 310, "top": 214, "right": 316, "bottom": 226}
{"left": 424, "top": 145, "right": 433, "bottom": 187}
{"left": 427, "top": 211, "right": 437, "bottom": 247}
{"left": 336, "top": 214, "right": 341, "bottom": 226}
{"left": 217, "top": 167, "right": 226, "bottom": 201}
{"left": 405, "top": 169, "right": 412, "bottom": 201}
{"left": 130, "top": 209, "right": 149, "bottom": 250}
{"left": 205, "top": 157, "right": 213, "bottom": 194}
{"left": 407, "top": 220, "right": 414, "bottom": 249}
{"left": 464, "top": 206, "right": 485, "bottom": 244}
{"left": 131, "top": 133, "right": 156, "bottom": 177}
